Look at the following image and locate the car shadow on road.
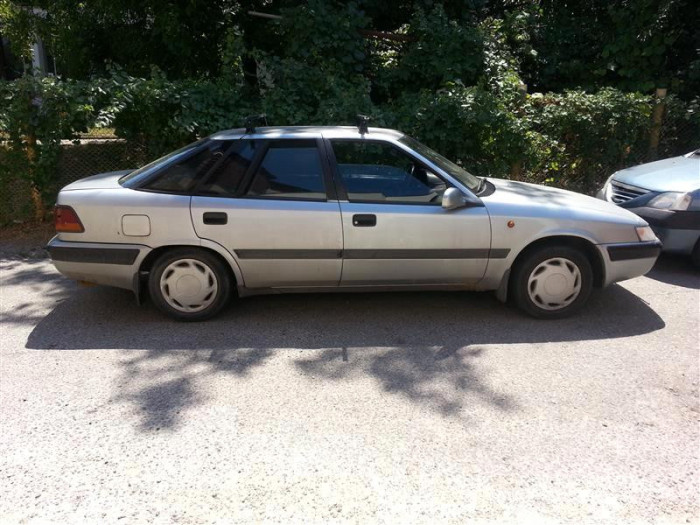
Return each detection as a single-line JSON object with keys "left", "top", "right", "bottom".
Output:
{"left": 21, "top": 276, "right": 666, "bottom": 431}
{"left": 645, "top": 254, "right": 699, "bottom": 289}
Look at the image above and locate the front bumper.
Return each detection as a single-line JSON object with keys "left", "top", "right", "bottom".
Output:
{"left": 598, "top": 240, "right": 662, "bottom": 286}
{"left": 627, "top": 207, "right": 700, "bottom": 255}
{"left": 46, "top": 236, "right": 151, "bottom": 292}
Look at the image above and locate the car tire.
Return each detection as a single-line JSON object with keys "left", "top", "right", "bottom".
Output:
{"left": 511, "top": 245, "right": 593, "bottom": 319}
{"left": 148, "top": 248, "right": 232, "bottom": 321}
{"left": 692, "top": 239, "right": 700, "bottom": 269}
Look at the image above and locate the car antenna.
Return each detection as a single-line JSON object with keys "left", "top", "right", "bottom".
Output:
{"left": 244, "top": 114, "right": 268, "bottom": 133}
{"left": 356, "top": 114, "right": 370, "bottom": 135}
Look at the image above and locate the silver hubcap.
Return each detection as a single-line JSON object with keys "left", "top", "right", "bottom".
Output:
{"left": 159, "top": 259, "right": 218, "bottom": 313}
{"left": 527, "top": 257, "right": 582, "bottom": 311}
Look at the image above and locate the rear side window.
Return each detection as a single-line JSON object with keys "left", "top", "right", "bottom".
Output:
{"left": 197, "top": 140, "right": 258, "bottom": 196}
{"left": 144, "top": 140, "right": 232, "bottom": 193}
{"left": 246, "top": 140, "right": 326, "bottom": 200}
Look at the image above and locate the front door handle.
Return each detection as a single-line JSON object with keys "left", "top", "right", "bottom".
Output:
{"left": 352, "top": 214, "right": 376, "bottom": 227}
{"left": 203, "top": 212, "right": 228, "bottom": 225}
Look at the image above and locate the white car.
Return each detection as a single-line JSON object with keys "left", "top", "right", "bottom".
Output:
{"left": 47, "top": 122, "right": 661, "bottom": 321}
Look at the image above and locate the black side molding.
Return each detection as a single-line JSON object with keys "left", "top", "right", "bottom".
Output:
{"left": 607, "top": 241, "right": 662, "bottom": 262}
{"left": 234, "top": 248, "right": 510, "bottom": 260}
{"left": 48, "top": 246, "right": 140, "bottom": 265}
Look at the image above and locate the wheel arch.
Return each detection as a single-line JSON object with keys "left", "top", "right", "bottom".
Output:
{"left": 136, "top": 242, "right": 244, "bottom": 302}
{"left": 497, "top": 235, "right": 605, "bottom": 302}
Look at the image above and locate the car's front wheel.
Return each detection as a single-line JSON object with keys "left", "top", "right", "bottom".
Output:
{"left": 148, "top": 248, "right": 232, "bottom": 321}
{"left": 691, "top": 238, "right": 700, "bottom": 269}
{"left": 511, "top": 245, "right": 593, "bottom": 319}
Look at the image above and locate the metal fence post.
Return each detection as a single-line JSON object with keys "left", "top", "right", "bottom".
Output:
{"left": 648, "top": 87, "right": 667, "bottom": 161}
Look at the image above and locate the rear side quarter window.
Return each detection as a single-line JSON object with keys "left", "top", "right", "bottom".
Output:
{"left": 143, "top": 140, "right": 233, "bottom": 193}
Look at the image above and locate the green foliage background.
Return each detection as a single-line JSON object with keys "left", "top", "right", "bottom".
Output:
{"left": 1, "top": 0, "right": 699, "bottom": 223}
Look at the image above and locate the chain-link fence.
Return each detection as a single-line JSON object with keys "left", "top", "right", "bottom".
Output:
{"left": 53, "top": 138, "right": 150, "bottom": 190}
{"left": 0, "top": 137, "right": 151, "bottom": 224}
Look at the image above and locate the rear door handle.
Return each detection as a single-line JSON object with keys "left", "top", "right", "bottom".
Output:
{"left": 352, "top": 214, "right": 376, "bottom": 227}
{"left": 203, "top": 212, "right": 228, "bottom": 225}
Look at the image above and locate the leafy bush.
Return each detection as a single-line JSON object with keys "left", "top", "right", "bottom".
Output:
{"left": 253, "top": 1, "right": 374, "bottom": 126}
{"left": 521, "top": 89, "right": 653, "bottom": 192}
{"left": 388, "top": 6, "right": 483, "bottom": 95}
{"left": 389, "top": 82, "right": 524, "bottom": 177}
{"left": 0, "top": 75, "right": 99, "bottom": 219}
{"left": 2, "top": 73, "right": 698, "bottom": 225}
{"left": 94, "top": 67, "right": 256, "bottom": 157}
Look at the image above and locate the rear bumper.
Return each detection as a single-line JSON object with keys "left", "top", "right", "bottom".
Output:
{"left": 599, "top": 240, "right": 662, "bottom": 286}
{"left": 46, "top": 236, "right": 150, "bottom": 292}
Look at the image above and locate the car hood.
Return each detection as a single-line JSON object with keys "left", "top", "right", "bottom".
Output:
{"left": 61, "top": 170, "right": 133, "bottom": 191}
{"left": 482, "top": 178, "right": 644, "bottom": 224}
{"left": 612, "top": 154, "right": 700, "bottom": 192}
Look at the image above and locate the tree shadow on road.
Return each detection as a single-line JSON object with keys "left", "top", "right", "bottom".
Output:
{"left": 18, "top": 269, "right": 666, "bottom": 430}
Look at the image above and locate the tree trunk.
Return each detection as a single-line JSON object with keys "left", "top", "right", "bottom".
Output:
{"left": 25, "top": 131, "right": 45, "bottom": 222}
{"left": 30, "top": 185, "right": 45, "bottom": 222}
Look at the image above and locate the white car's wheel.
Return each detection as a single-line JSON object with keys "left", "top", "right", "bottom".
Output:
{"left": 512, "top": 245, "right": 593, "bottom": 319}
{"left": 149, "top": 248, "right": 231, "bottom": 321}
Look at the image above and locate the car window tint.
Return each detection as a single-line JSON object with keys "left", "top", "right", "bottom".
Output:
{"left": 198, "top": 140, "right": 257, "bottom": 196}
{"left": 246, "top": 140, "right": 326, "bottom": 200}
{"left": 331, "top": 140, "right": 447, "bottom": 204}
{"left": 144, "top": 140, "right": 232, "bottom": 193}
{"left": 119, "top": 139, "right": 207, "bottom": 188}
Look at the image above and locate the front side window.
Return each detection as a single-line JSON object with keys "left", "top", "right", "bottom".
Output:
{"left": 331, "top": 140, "right": 448, "bottom": 204}
{"left": 398, "top": 135, "right": 482, "bottom": 192}
{"left": 246, "top": 140, "right": 326, "bottom": 200}
{"left": 143, "top": 140, "right": 232, "bottom": 193}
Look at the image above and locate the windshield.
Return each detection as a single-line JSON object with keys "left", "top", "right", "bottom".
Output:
{"left": 119, "top": 138, "right": 208, "bottom": 187}
{"left": 399, "top": 136, "right": 482, "bottom": 192}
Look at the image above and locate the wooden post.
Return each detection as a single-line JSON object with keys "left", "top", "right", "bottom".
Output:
{"left": 649, "top": 87, "right": 667, "bottom": 161}
{"left": 509, "top": 83, "right": 528, "bottom": 181}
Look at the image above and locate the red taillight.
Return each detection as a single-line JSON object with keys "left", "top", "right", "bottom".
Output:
{"left": 54, "top": 205, "right": 85, "bottom": 233}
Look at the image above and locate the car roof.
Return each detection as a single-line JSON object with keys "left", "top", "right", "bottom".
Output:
{"left": 209, "top": 126, "right": 405, "bottom": 141}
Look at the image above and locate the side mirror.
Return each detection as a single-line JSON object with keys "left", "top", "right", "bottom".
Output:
{"left": 441, "top": 187, "right": 468, "bottom": 210}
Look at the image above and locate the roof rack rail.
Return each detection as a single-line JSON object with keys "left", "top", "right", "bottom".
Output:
{"left": 244, "top": 114, "right": 268, "bottom": 133}
{"left": 356, "top": 114, "right": 370, "bottom": 135}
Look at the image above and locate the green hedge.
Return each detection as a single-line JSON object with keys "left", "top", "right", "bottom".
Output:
{"left": 1, "top": 73, "right": 699, "bottom": 225}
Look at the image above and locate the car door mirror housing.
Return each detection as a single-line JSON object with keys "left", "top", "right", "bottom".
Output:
{"left": 441, "top": 187, "right": 469, "bottom": 210}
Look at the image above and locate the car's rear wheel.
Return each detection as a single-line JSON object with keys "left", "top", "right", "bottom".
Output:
{"left": 511, "top": 245, "right": 593, "bottom": 319}
{"left": 148, "top": 248, "right": 231, "bottom": 321}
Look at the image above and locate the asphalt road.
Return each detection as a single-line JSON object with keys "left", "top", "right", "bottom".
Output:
{"left": 1, "top": 250, "right": 698, "bottom": 524}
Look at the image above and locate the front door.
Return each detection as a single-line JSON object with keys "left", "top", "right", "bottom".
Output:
{"left": 327, "top": 138, "right": 491, "bottom": 286}
{"left": 191, "top": 138, "right": 343, "bottom": 288}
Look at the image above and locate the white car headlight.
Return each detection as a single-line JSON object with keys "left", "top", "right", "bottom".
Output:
{"left": 635, "top": 226, "right": 657, "bottom": 242}
{"left": 647, "top": 192, "right": 692, "bottom": 211}
{"left": 601, "top": 174, "right": 615, "bottom": 200}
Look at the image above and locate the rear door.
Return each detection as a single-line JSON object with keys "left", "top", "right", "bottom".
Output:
{"left": 191, "top": 138, "right": 343, "bottom": 288}
{"left": 327, "top": 138, "right": 491, "bottom": 286}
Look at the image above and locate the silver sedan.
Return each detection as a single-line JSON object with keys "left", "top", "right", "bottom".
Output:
{"left": 48, "top": 124, "right": 661, "bottom": 320}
